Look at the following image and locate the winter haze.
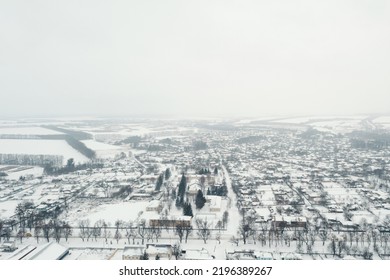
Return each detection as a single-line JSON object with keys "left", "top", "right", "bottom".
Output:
{"left": 1, "top": 0, "right": 390, "bottom": 118}
{"left": 2, "top": 0, "right": 390, "bottom": 264}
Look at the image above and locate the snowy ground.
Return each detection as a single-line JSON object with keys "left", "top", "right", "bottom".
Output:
{"left": 0, "top": 165, "right": 44, "bottom": 180}
{"left": 309, "top": 119, "right": 364, "bottom": 133}
{"left": 221, "top": 165, "right": 241, "bottom": 237}
{"left": 0, "top": 139, "right": 89, "bottom": 165}
{"left": 65, "top": 200, "right": 150, "bottom": 226}
{"left": 372, "top": 116, "right": 390, "bottom": 129}
{"left": 81, "top": 140, "right": 126, "bottom": 159}
{"left": 0, "top": 126, "right": 63, "bottom": 136}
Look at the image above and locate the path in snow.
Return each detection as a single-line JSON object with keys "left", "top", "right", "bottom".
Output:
{"left": 221, "top": 164, "right": 241, "bottom": 238}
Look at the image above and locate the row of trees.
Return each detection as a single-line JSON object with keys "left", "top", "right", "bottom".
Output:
{"left": 0, "top": 153, "right": 63, "bottom": 167}
{"left": 230, "top": 211, "right": 390, "bottom": 259}
{"left": 0, "top": 219, "right": 197, "bottom": 246}
{"left": 44, "top": 158, "right": 104, "bottom": 175}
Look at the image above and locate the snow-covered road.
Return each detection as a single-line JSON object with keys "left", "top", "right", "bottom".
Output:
{"left": 221, "top": 164, "right": 241, "bottom": 238}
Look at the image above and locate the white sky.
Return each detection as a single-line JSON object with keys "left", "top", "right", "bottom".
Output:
{"left": 1, "top": 0, "right": 389, "bottom": 118}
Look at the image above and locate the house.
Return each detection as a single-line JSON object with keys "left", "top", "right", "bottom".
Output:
{"left": 226, "top": 250, "right": 256, "bottom": 260}
{"left": 146, "top": 244, "right": 172, "bottom": 260}
{"left": 1, "top": 240, "right": 17, "bottom": 252}
{"left": 281, "top": 252, "right": 302, "bottom": 260}
{"left": 146, "top": 200, "right": 162, "bottom": 212}
{"left": 272, "top": 215, "right": 307, "bottom": 229}
{"left": 183, "top": 248, "right": 214, "bottom": 260}
{"left": 254, "top": 251, "right": 273, "bottom": 260}
{"left": 187, "top": 183, "right": 202, "bottom": 199}
{"left": 25, "top": 242, "right": 69, "bottom": 260}
{"left": 122, "top": 245, "right": 145, "bottom": 260}
{"left": 148, "top": 215, "right": 192, "bottom": 228}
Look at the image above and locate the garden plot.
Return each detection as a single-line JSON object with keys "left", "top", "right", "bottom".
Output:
{"left": 322, "top": 183, "right": 362, "bottom": 205}
{"left": 350, "top": 210, "right": 378, "bottom": 224}
{"left": 255, "top": 185, "right": 276, "bottom": 206}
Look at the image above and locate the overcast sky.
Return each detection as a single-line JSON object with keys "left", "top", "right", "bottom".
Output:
{"left": 1, "top": 0, "right": 389, "bottom": 118}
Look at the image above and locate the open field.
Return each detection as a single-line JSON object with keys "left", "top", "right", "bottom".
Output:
{"left": 0, "top": 139, "right": 89, "bottom": 165}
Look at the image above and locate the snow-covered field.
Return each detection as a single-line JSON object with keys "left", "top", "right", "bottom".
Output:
{"left": 0, "top": 139, "right": 89, "bottom": 165}
{"left": 270, "top": 116, "right": 367, "bottom": 133}
{"left": 0, "top": 165, "right": 44, "bottom": 180}
{"left": 66, "top": 201, "right": 150, "bottom": 226}
{"left": 81, "top": 140, "right": 125, "bottom": 159}
{"left": 322, "top": 182, "right": 362, "bottom": 204}
{"left": 0, "top": 200, "right": 19, "bottom": 218}
{"left": 0, "top": 126, "right": 63, "bottom": 135}
{"left": 271, "top": 116, "right": 365, "bottom": 124}
{"left": 373, "top": 116, "right": 390, "bottom": 123}
{"left": 373, "top": 116, "right": 390, "bottom": 129}
{"left": 309, "top": 119, "right": 364, "bottom": 133}
{"left": 272, "top": 117, "right": 313, "bottom": 124}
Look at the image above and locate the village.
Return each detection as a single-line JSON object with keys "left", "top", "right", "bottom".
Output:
{"left": 1, "top": 116, "right": 390, "bottom": 260}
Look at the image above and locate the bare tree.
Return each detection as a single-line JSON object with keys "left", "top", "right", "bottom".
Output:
{"left": 328, "top": 234, "right": 337, "bottom": 257}
{"left": 26, "top": 210, "right": 36, "bottom": 232}
{"left": 42, "top": 222, "right": 52, "bottom": 242}
{"left": 152, "top": 225, "right": 161, "bottom": 242}
{"left": 284, "top": 232, "right": 291, "bottom": 247}
{"left": 146, "top": 227, "right": 154, "bottom": 242}
{"left": 125, "top": 222, "right": 137, "bottom": 244}
{"left": 138, "top": 220, "right": 147, "bottom": 245}
{"left": 0, "top": 219, "right": 3, "bottom": 242}
{"left": 52, "top": 219, "right": 62, "bottom": 243}
{"left": 230, "top": 235, "right": 239, "bottom": 246}
{"left": 34, "top": 223, "right": 42, "bottom": 243}
{"left": 17, "top": 228, "right": 25, "bottom": 243}
{"left": 319, "top": 229, "right": 328, "bottom": 246}
{"left": 78, "top": 219, "right": 90, "bottom": 242}
{"left": 175, "top": 224, "right": 184, "bottom": 243}
{"left": 238, "top": 219, "right": 252, "bottom": 245}
{"left": 172, "top": 242, "right": 181, "bottom": 260}
{"left": 92, "top": 220, "right": 103, "bottom": 241}
{"left": 259, "top": 223, "right": 268, "bottom": 247}
{"left": 63, "top": 222, "right": 72, "bottom": 242}
{"left": 196, "top": 218, "right": 211, "bottom": 244}
{"left": 102, "top": 221, "right": 111, "bottom": 242}
{"left": 99, "top": 181, "right": 112, "bottom": 198}
{"left": 114, "top": 220, "right": 123, "bottom": 244}
{"left": 184, "top": 225, "right": 193, "bottom": 243}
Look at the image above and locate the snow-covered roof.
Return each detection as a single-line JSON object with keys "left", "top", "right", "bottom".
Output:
{"left": 123, "top": 245, "right": 145, "bottom": 257}
{"left": 25, "top": 242, "right": 69, "bottom": 260}
{"left": 183, "top": 248, "right": 213, "bottom": 260}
